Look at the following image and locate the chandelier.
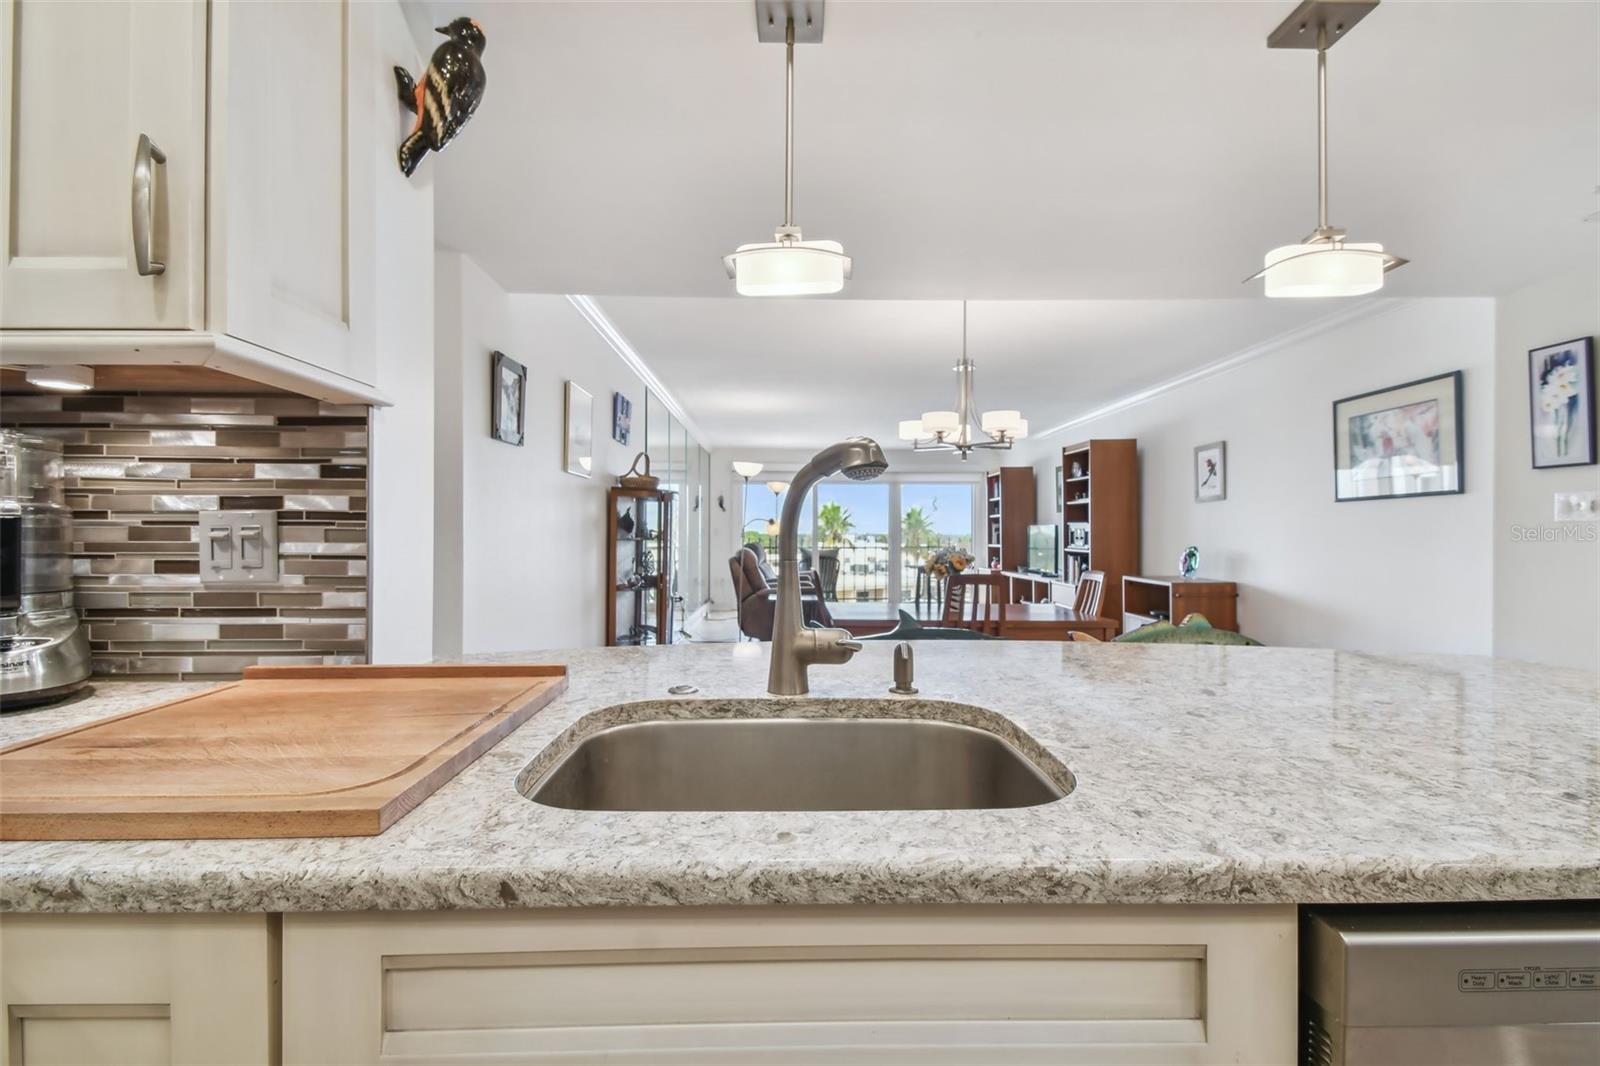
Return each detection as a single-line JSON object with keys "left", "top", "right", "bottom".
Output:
{"left": 898, "top": 302, "right": 1027, "bottom": 460}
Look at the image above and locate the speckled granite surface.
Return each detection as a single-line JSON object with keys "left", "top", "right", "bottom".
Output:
{"left": 1, "top": 643, "right": 1596, "bottom": 913}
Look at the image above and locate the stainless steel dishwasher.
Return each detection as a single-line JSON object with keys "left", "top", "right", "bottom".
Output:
{"left": 1302, "top": 904, "right": 1600, "bottom": 1065}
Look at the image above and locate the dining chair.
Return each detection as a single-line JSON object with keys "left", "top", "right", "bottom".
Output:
{"left": 1073, "top": 570, "right": 1106, "bottom": 618}
{"left": 943, "top": 571, "right": 1006, "bottom": 634}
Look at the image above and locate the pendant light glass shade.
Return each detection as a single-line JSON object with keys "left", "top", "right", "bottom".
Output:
{"left": 921, "top": 411, "right": 960, "bottom": 436}
{"left": 1262, "top": 242, "right": 1386, "bottom": 298}
{"left": 897, "top": 419, "right": 924, "bottom": 441}
{"left": 732, "top": 461, "right": 764, "bottom": 478}
{"left": 725, "top": 237, "right": 850, "bottom": 297}
{"left": 980, "top": 410, "right": 1023, "bottom": 436}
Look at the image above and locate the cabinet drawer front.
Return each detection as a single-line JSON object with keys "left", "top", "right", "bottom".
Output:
{"left": 0, "top": 0, "right": 205, "bottom": 328}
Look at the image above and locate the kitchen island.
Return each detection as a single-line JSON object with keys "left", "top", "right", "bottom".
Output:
{"left": 2, "top": 642, "right": 1596, "bottom": 1063}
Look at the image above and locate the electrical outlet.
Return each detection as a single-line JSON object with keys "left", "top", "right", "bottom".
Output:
{"left": 198, "top": 510, "right": 280, "bottom": 583}
{"left": 1553, "top": 491, "right": 1599, "bottom": 522}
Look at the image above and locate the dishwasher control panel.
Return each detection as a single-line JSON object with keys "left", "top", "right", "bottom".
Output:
{"left": 1460, "top": 968, "right": 1599, "bottom": 992}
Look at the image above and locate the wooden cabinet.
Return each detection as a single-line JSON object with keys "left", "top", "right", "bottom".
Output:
{"left": 607, "top": 487, "right": 674, "bottom": 646}
{"left": 1124, "top": 576, "right": 1240, "bottom": 634}
{"left": 281, "top": 905, "right": 1296, "bottom": 1064}
{"left": 0, "top": 913, "right": 277, "bottom": 1066}
{"left": 0, "top": 0, "right": 206, "bottom": 329}
{"left": 0, "top": 0, "right": 398, "bottom": 401}
{"left": 984, "top": 467, "right": 1036, "bottom": 572}
{"left": 1061, "top": 439, "right": 1139, "bottom": 619}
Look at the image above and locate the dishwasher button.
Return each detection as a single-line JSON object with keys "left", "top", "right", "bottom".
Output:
{"left": 1497, "top": 971, "right": 1532, "bottom": 990}
{"left": 1532, "top": 970, "right": 1568, "bottom": 989}
{"left": 1459, "top": 970, "right": 1494, "bottom": 991}
{"left": 1571, "top": 969, "right": 1599, "bottom": 989}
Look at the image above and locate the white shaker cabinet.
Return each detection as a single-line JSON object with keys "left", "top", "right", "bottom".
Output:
{"left": 0, "top": 0, "right": 206, "bottom": 330}
{"left": 208, "top": 0, "right": 378, "bottom": 387}
{"left": 0, "top": 0, "right": 400, "bottom": 402}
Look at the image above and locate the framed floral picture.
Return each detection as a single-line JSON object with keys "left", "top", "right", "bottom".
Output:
{"left": 490, "top": 351, "right": 525, "bottom": 446}
{"left": 1528, "top": 337, "right": 1595, "bottom": 468}
{"left": 1332, "top": 371, "right": 1463, "bottom": 501}
{"left": 1194, "top": 441, "right": 1226, "bottom": 502}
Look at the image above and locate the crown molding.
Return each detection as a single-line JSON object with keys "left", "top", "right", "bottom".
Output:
{"left": 1028, "top": 298, "right": 1410, "bottom": 444}
{"left": 566, "top": 295, "right": 711, "bottom": 448}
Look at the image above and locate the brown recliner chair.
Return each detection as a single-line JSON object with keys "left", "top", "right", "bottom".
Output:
{"left": 729, "top": 544, "right": 834, "bottom": 641}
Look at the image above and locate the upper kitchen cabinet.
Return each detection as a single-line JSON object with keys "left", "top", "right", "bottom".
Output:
{"left": 0, "top": 0, "right": 404, "bottom": 402}
{"left": 0, "top": 0, "right": 206, "bottom": 329}
{"left": 209, "top": 0, "right": 377, "bottom": 387}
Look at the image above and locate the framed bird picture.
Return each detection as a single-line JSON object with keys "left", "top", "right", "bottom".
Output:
{"left": 1194, "top": 442, "right": 1226, "bottom": 502}
{"left": 491, "top": 351, "right": 525, "bottom": 446}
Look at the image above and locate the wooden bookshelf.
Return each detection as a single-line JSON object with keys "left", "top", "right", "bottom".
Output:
{"left": 1060, "top": 439, "right": 1138, "bottom": 619}
{"left": 606, "top": 486, "right": 673, "bottom": 646}
{"left": 984, "top": 467, "right": 1036, "bottom": 572}
{"left": 1123, "top": 576, "right": 1239, "bottom": 635}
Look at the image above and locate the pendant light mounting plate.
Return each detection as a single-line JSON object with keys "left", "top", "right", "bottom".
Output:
{"left": 755, "top": 0, "right": 824, "bottom": 43}
{"left": 1267, "top": 0, "right": 1378, "bottom": 49}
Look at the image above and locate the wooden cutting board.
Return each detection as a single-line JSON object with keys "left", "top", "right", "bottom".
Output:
{"left": 0, "top": 664, "right": 567, "bottom": 840}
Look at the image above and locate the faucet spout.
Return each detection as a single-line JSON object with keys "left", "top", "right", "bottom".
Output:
{"left": 768, "top": 437, "right": 888, "bottom": 695}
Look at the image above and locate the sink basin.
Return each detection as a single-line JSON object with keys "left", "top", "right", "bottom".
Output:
{"left": 521, "top": 706, "right": 1070, "bottom": 812}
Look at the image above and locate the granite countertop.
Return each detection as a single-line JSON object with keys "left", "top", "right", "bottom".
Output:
{"left": 1, "top": 643, "right": 1596, "bottom": 913}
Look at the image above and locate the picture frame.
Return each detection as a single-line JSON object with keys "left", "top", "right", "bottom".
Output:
{"left": 1194, "top": 441, "right": 1226, "bottom": 502}
{"left": 1054, "top": 464, "right": 1064, "bottom": 513}
{"left": 1528, "top": 336, "right": 1595, "bottom": 469}
{"left": 564, "top": 380, "right": 594, "bottom": 478}
{"left": 490, "top": 351, "right": 526, "bottom": 446}
{"left": 1332, "top": 370, "right": 1463, "bottom": 502}
{"left": 612, "top": 392, "right": 633, "bottom": 446}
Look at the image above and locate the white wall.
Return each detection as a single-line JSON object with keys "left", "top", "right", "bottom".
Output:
{"left": 433, "top": 253, "right": 654, "bottom": 654}
{"left": 1492, "top": 259, "right": 1600, "bottom": 670}
{"left": 1011, "top": 299, "right": 1498, "bottom": 655}
{"left": 366, "top": 0, "right": 434, "bottom": 664}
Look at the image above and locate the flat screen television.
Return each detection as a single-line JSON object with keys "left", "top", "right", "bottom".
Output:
{"left": 1026, "top": 524, "right": 1060, "bottom": 577}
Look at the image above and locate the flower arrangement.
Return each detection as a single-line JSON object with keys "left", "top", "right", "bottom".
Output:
{"left": 1537, "top": 349, "right": 1581, "bottom": 457}
{"left": 924, "top": 547, "right": 974, "bottom": 578}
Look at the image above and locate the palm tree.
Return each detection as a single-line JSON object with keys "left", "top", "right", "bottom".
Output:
{"left": 901, "top": 505, "right": 936, "bottom": 559}
{"left": 817, "top": 501, "right": 855, "bottom": 547}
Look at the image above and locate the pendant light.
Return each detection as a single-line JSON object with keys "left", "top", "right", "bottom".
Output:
{"left": 898, "top": 303, "right": 1028, "bottom": 461}
{"left": 1246, "top": 0, "right": 1406, "bottom": 297}
{"left": 723, "top": 5, "right": 851, "bottom": 296}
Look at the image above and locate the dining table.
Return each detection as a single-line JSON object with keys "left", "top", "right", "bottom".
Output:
{"left": 978, "top": 602, "right": 1120, "bottom": 641}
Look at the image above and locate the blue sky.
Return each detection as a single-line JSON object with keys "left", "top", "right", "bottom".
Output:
{"left": 743, "top": 483, "right": 973, "bottom": 535}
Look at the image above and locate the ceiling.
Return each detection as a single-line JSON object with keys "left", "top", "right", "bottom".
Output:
{"left": 593, "top": 296, "right": 1348, "bottom": 448}
{"left": 407, "top": 1, "right": 1597, "bottom": 449}
{"left": 415, "top": 0, "right": 1597, "bottom": 300}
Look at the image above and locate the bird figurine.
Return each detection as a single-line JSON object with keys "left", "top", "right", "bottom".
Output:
{"left": 395, "top": 16, "right": 487, "bottom": 177}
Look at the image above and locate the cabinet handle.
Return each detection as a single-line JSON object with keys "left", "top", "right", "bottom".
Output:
{"left": 131, "top": 133, "right": 167, "bottom": 277}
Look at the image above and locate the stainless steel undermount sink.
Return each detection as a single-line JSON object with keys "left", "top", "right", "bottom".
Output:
{"left": 520, "top": 703, "right": 1072, "bottom": 812}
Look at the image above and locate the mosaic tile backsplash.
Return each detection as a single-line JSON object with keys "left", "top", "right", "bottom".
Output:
{"left": 0, "top": 392, "right": 368, "bottom": 678}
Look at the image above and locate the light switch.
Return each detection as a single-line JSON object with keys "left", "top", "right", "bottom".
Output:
{"left": 198, "top": 510, "right": 280, "bottom": 584}
{"left": 1554, "top": 491, "right": 1599, "bottom": 522}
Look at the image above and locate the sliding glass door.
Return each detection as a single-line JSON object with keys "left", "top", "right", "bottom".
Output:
{"left": 742, "top": 476, "right": 979, "bottom": 610}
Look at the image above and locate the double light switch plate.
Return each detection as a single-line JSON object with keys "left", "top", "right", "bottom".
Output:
{"left": 1553, "top": 491, "right": 1599, "bottom": 522}
{"left": 199, "top": 510, "right": 280, "bottom": 584}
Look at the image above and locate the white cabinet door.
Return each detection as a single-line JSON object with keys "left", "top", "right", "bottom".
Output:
{"left": 211, "top": 0, "right": 377, "bottom": 385}
{"left": 0, "top": 0, "right": 205, "bottom": 329}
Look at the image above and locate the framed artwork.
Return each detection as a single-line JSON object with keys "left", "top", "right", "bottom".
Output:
{"left": 612, "top": 392, "right": 633, "bottom": 446}
{"left": 1528, "top": 336, "right": 1595, "bottom": 468}
{"left": 1194, "top": 441, "right": 1226, "bottom": 502}
{"left": 1332, "top": 371, "right": 1463, "bottom": 502}
{"left": 490, "top": 351, "right": 526, "bottom": 446}
{"left": 1054, "top": 464, "right": 1063, "bottom": 512}
{"left": 564, "top": 381, "right": 594, "bottom": 478}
